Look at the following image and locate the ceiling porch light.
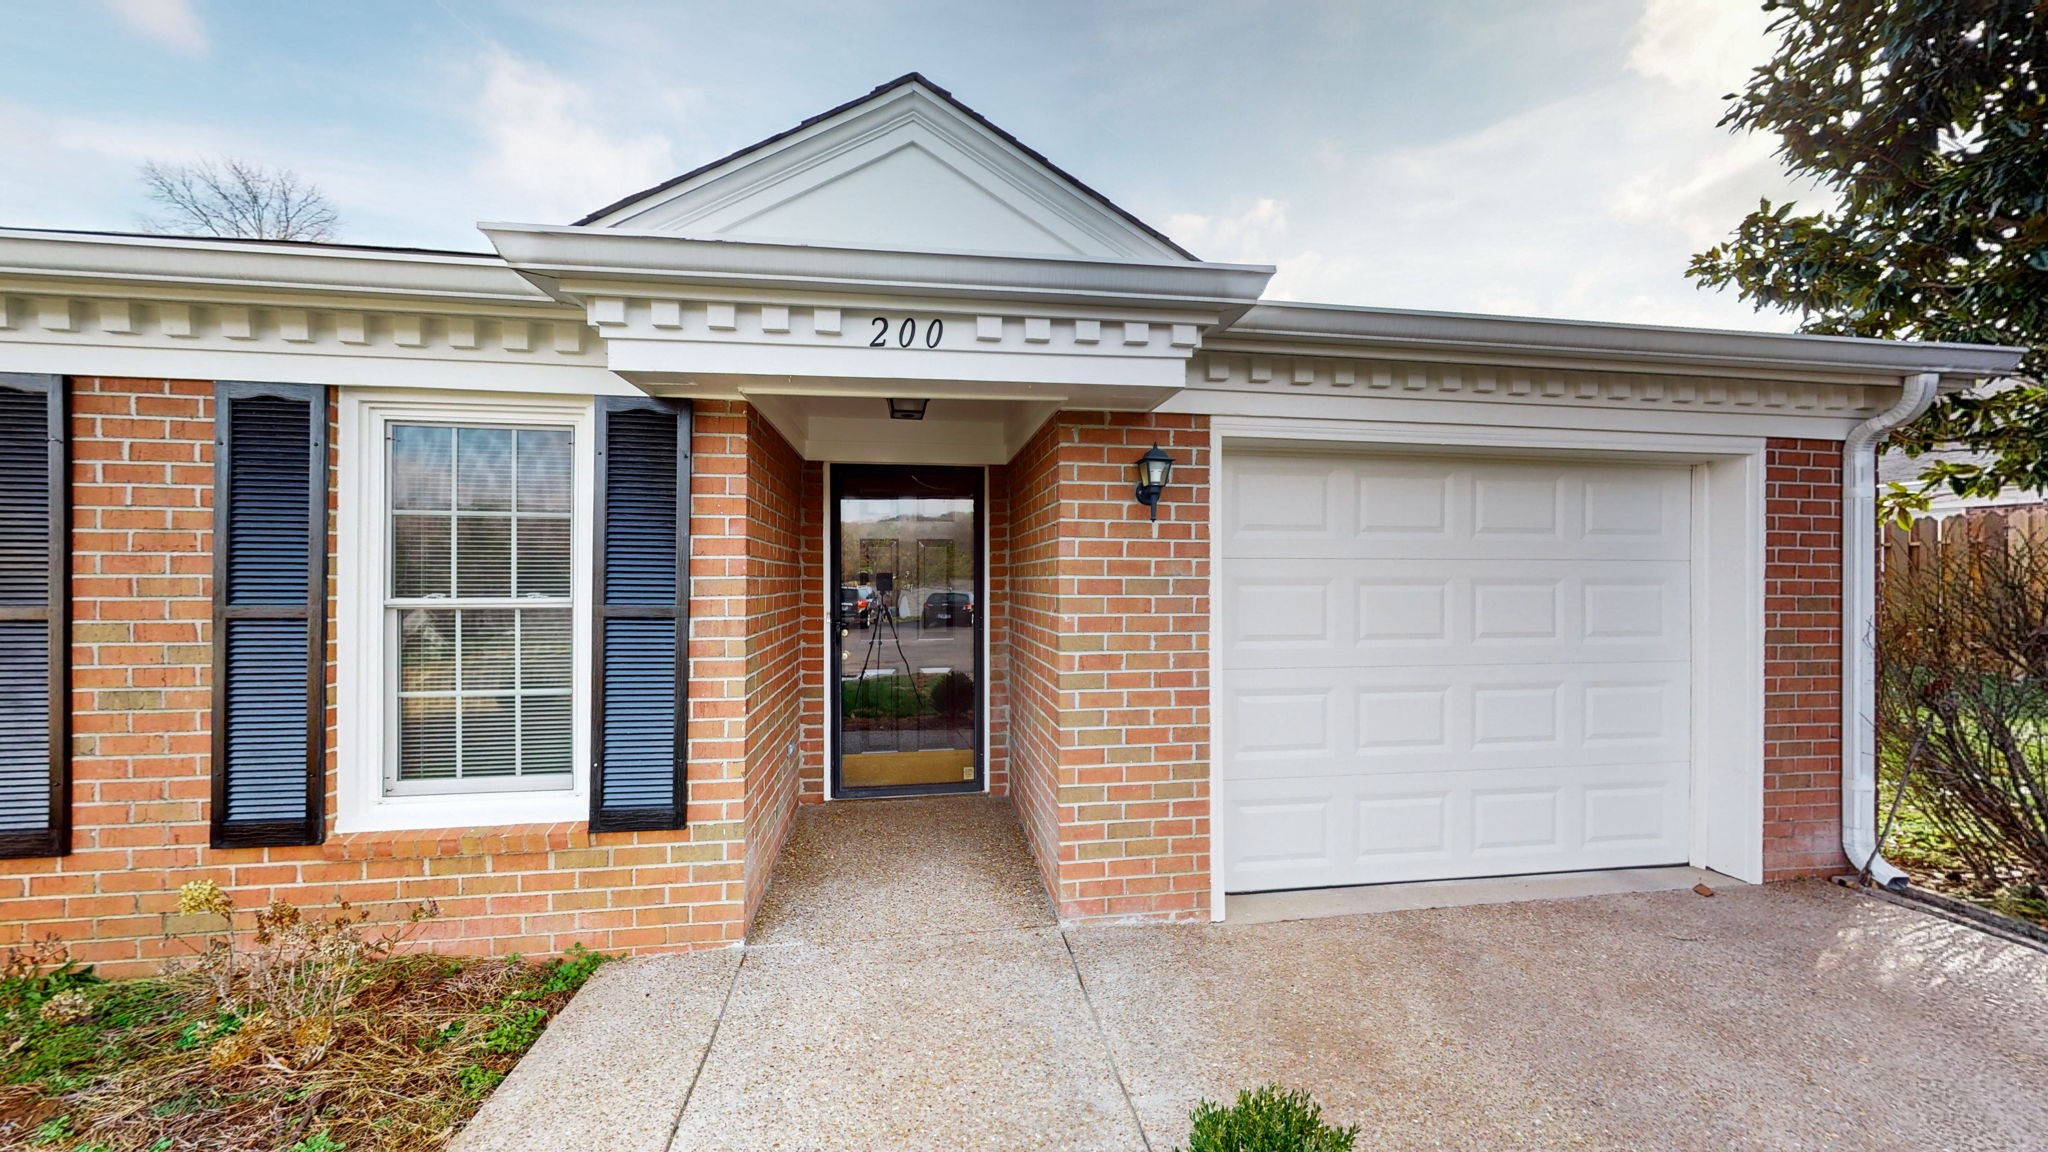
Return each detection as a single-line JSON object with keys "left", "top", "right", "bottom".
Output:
{"left": 888, "top": 398, "right": 929, "bottom": 421}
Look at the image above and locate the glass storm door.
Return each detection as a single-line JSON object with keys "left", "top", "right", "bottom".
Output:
{"left": 831, "top": 465, "right": 982, "bottom": 796}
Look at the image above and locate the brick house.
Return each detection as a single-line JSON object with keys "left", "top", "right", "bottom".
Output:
{"left": 0, "top": 75, "right": 2024, "bottom": 973}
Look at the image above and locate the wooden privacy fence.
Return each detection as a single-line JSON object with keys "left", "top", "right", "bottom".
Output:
{"left": 1882, "top": 504, "right": 2048, "bottom": 576}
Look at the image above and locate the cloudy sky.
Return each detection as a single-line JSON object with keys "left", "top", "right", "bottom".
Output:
{"left": 3, "top": 0, "right": 1818, "bottom": 331}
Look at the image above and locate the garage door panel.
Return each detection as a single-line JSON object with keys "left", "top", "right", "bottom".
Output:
{"left": 1225, "top": 663, "right": 1690, "bottom": 779}
{"left": 1226, "top": 790, "right": 1343, "bottom": 878}
{"left": 1224, "top": 456, "right": 1689, "bottom": 562}
{"left": 1222, "top": 449, "right": 1693, "bottom": 893}
{"left": 1223, "top": 559, "right": 1688, "bottom": 667}
{"left": 1224, "top": 763, "right": 1689, "bottom": 890}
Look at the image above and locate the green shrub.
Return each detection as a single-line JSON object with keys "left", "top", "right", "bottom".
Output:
{"left": 1178, "top": 1085, "right": 1358, "bottom": 1152}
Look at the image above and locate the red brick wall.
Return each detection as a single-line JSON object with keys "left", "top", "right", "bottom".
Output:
{"left": 985, "top": 464, "right": 1011, "bottom": 797}
{"left": 0, "top": 381, "right": 776, "bottom": 976}
{"left": 797, "top": 462, "right": 828, "bottom": 804}
{"left": 1762, "top": 437, "right": 1849, "bottom": 880}
{"left": 1001, "top": 412, "right": 1212, "bottom": 921}
{"left": 738, "top": 408, "right": 806, "bottom": 920}
{"left": 1002, "top": 423, "right": 1067, "bottom": 904}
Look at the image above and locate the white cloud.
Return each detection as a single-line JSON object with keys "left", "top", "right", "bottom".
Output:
{"left": 101, "top": 0, "right": 207, "bottom": 56}
{"left": 1157, "top": 0, "right": 1805, "bottom": 331}
{"left": 1165, "top": 198, "right": 1288, "bottom": 257}
{"left": 470, "top": 46, "right": 676, "bottom": 223}
{"left": 1626, "top": 0, "right": 1770, "bottom": 94}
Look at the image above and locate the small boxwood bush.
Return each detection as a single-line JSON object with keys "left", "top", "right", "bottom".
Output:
{"left": 1178, "top": 1084, "right": 1358, "bottom": 1152}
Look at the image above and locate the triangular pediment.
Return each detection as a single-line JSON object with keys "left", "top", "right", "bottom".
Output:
{"left": 577, "top": 75, "right": 1193, "bottom": 262}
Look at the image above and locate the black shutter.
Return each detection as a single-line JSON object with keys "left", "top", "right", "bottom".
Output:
{"left": 211, "top": 382, "right": 326, "bottom": 848}
{"left": 0, "top": 374, "right": 66, "bottom": 859}
{"left": 592, "top": 397, "right": 691, "bottom": 832}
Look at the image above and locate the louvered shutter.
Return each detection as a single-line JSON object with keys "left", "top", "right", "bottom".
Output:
{"left": 211, "top": 382, "right": 326, "bottom": 848}
{"left": 0, "top": 374, "right": 66, "bottom": 859}
{"left": 592, "top": 397, "right": 691, "bottom": 831}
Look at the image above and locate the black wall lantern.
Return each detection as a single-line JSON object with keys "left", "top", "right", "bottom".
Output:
{"left": 888, "top": 398, "right": 929, "bottom": 421}
{"left": 1133, "top": 442, "right": 1176, "bottom": 520}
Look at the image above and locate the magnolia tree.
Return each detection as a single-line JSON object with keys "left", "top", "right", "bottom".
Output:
{"left": 1689, "top": 0, "right": 2047, "bottom": 517}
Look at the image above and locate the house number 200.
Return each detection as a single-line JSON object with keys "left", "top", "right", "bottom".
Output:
{"left": 869, "top": 316, "right": 944, "bottom": 349}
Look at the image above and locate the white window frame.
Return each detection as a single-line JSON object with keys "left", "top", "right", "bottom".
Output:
{"left": 337, "top": 390, "right": 596, "bottom": 833}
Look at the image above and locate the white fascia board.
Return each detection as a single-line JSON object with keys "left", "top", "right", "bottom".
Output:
{"left": 0, "top": 339, "right": 639, "bottom": 395}
{"left": 605, "top": 336, "right": 1185, "bottom": 390}
{"left": 1225, "top": 302, "right": 2026, "bottom": 387}
{"left": 0, "top": 228, "right": 549, "bottom": 305}
{"left": 481, "top": 224, "right": 1274, "bottom": 314}
{"left": 1162, "top": 387, "right": 1871, "bottom": 441}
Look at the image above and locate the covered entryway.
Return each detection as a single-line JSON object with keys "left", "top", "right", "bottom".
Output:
{"left": 1219, "top": 448, "right": 1695, "bottom": 892}
{"left": 830, "top": 465, "right": 986, "bottom": 796}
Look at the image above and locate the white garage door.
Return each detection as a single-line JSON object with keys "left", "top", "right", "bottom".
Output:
{"left": 1220, "top": 450, "right": 1692, "bottom": 892}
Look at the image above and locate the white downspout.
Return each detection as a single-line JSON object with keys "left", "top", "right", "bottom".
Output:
{"left": 1841, "top": 371, "right": 1941, "bottom": 888}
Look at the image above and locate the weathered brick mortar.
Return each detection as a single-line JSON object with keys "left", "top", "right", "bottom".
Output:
{"left": 0, "top": 382, "right": 781, "bottom": 976}
{"left": 1003, "top": 412, "right": 1211, "bottom": 921}
{"left": 1762, "top": 437, "right": 1851, "bottom": 880}
{"left": 0, "top": 385, "right": 1857, "bottom": 968}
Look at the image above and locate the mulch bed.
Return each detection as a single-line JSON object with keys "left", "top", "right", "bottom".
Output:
{"left": 0, "top": 942, "right": 605, "bottom": 1152}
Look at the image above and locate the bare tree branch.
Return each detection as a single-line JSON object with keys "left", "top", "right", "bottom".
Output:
{"left": 138, "top": 157, "right": 341, "bottom": 242}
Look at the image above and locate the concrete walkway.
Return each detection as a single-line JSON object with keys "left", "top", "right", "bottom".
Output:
{"left": 455, "top": 796, "right": 2048, "bottom": 1152}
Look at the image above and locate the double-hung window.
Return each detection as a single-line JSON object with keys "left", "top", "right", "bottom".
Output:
{"left": 340, "top": 395, "right": 595, "bottom": 833}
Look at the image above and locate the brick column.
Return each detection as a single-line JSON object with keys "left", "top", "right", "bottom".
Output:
{"left": 735, "top": 406, "right": 806, "bottom": 922}
{"left": 1762, "top": 437, "right": 1850, "bottom": 879}
{"left": 1003, "top": 412, "right": 1210, "bottom": 921}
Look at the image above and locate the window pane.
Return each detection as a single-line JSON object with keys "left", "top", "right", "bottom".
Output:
{"left": 391, "top": 425, "right": 452, "bottom": 511}
{"left": 397, "top": 609, "right": 456, "bottom": 693}
{"left": 515, "top": 518, "right": 571, "bottom": 597}
{"left": 391, "top": 514, "right": 451, "bottom": 598}
{"left": 456, "top": 427, "right": 514, "bottom": 511}
{"left": 520, "top": 608, "right": 572, "bottom": 689}
{"left": 455, "top": 516, "right": 512, "bottom": 597}
{"left": 388, "top": 421, "right": 576, "bottom": 791}
{"left": 521, "top": 694, "right": 573, "bottom": 775}
{"left": 518, "top": 429, "right": 573, "bottom": 514}
{"left": 399, "top": 695, "right": 457, "bottom": 780}
{"left": 461, "top": 696, "right": 518, "bottom": 777}
{"left": 460, "top": 609, "right": 516, "bottom": 692}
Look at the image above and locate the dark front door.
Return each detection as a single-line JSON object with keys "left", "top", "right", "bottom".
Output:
{"left": 831, "top": 465, "right": 984, "bottom": 797}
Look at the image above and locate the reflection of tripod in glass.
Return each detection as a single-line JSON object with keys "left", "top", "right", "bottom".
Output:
{"left": 851, "top": 572, "right": 922, "bottom": 721}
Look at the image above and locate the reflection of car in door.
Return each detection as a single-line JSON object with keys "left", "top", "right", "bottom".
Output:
{"left": 921, "top": 591, "right": 973, "bottom": 628}
{"left": 838, "top": 585, "right": 873, "bottom": 629}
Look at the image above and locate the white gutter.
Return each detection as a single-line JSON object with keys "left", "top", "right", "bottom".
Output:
{"left": 1224, "top": 302, "right": 2027, "bottom": 386}
{"left": 1842, "top": 371, "right": 1941, "bottom": 888}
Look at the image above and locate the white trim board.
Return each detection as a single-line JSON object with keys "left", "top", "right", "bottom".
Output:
{"left": 335, "top": 390, "right": 599, "bottom": 833}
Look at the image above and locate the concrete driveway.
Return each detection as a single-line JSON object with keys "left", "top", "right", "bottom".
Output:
{"left": 455, "top": 797, "right": 2048, "bottom": 1152}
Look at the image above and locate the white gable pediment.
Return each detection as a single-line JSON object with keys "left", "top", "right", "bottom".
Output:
{"left": 578, "top": 76, "right": 1192, "bottom": 262}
